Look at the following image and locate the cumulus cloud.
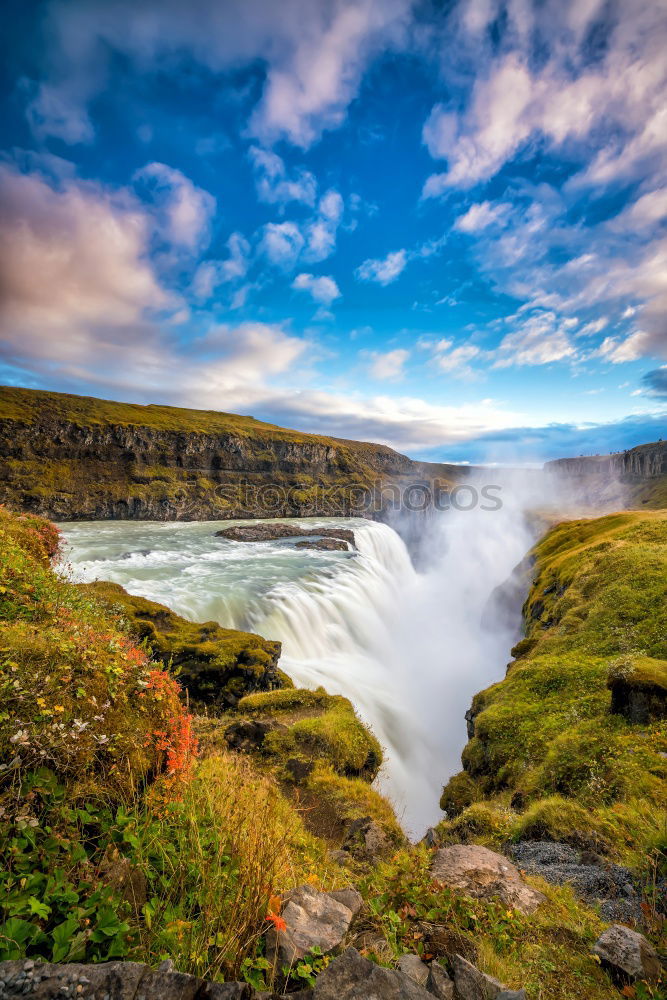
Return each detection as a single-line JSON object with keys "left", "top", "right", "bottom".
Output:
{"left": 248, "top": 146, "right": 317, "bottom": 206}
{"left": 292, "top": 273, "right": 341, "bottom": 305}
{"left": 493, "top": 311, "right": 577, "bottom": 368}
{"left": 192, "top": 233, "right": 251, "bottom": 299}
{"left": 366, "top": 348, "right": 410, "bottom": 380}
{"left": 134, "top": 162, "right": 216, "bottom": 250}
{"left": 25, "top": 0, "right": 416, "bottom": 149}
{"left": 259, "top": 221, "right": 306, "bottom": 269}
{"left": 356, "top": 249, "right": 407, "bottom": 285}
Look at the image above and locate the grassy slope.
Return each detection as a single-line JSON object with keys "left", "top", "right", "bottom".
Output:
{"left": 439, "top": 510, "right": 667, "bottom": 863}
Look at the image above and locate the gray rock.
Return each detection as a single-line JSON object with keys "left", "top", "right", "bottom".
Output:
{"left": 312, "top": 947, "right": 434, "bottom": 999}
{"left": 593, "top": 924, "right": 661, "bottom": 984}
{"left": 215, "top": 524, "right": 356, "bottom": 547}
{"left": 431, "top": 845, "right": 545, "bottom": 915}
{"left": 327, "top": 889, "right": 364, "bottom": 917}
{"left": 426, "top": 963, "right": 454, "bottom": 1000}
{"left": 342, "top": 816, "right": 392, "bottom": 861}
{"left": 397, "top": 955, "right": 429, "bottom": 986}
{"left": 265, "top": 884, "right": 357, "bottom": 967}
{"left": 224, "top": 718, "right": 285, "bottom": 753}
{"left": 295, "top": 539, "right": 349, "bottom": 551}
{"left": 451, "top": 955, "right": 526, "bottom": 1000}
{"left": 0, "top": 961, "right": 252, "bottom": 1000}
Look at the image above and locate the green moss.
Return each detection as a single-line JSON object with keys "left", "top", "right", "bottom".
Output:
{"left": 439, "top": 770, "right": 480, "bottom": 817}
{"left": 444, "top": 511, "right": 667, "bottom": 866}
{"left": 80, "top": 581, "right": 285, "bottom": 710}
{"left": 238, "top": 687, "right": 332, "bottom": 714}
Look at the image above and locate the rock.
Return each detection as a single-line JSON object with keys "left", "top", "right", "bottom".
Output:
{"left": 430, "top": 845, "right": 545, "bottom": 915}
{"left": 265, "top": 884, "right": 358, "bottom": 967}
{"left": 312, "top": 947, "right": 434, "bottom": 999}
{"left": 215, "top": 524, "right": 356, "bottom": 547}
{"left": 327, "top": 888, "right": 364, "bottom": 917}
{"left": 593, "top": 924, "right": 661, "bottom": 984}
{"left": 451, "top": 955, "right": 526, "bottom": 1000}
{"left": 422, "top": 827, "right": 441, "bottom": 848}
{"left": 224, "top": 718, "right": 285, "bottom": 752}
{"left": 397, "top": 954, "right": 429, "bottom": 986}
{"left": 415, "top": 922, "right": 477, "bottom": 963}
{"left": 295, "top": 538, "right": 350, "bottom": 551}
{"left": 427, "top": 963, "right": 454, "bottom": 999}
{"left": 342, "top": 816, "right": 391, "bottom": 861}
{"left": 0, "top": 961, "right": 253, "bottom": 999}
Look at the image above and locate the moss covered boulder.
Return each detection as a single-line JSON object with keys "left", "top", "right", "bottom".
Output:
{"left": 80, "top": 581, "right": 286, "bottom": 709}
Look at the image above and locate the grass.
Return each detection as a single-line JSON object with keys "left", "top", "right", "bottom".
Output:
{"left": 80, "top": 582, "right": 288, "bottom": 710}
{"left": 439, "top": 511, "right": 667, "bottom": 871}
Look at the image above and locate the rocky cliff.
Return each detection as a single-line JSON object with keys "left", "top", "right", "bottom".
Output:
{"left": 0, "top": 386, "right": 466, "bottom": 521}
{"left": 545, "top": 440, "right": 667, "bottom": 508}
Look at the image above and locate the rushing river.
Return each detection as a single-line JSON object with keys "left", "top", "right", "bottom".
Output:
{"left": 61, "top": 490, "right": 537, "bottom": 837}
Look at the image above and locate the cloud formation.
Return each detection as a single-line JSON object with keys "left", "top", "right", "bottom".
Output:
{"left": 292, "top": 272, "right": 341, "bottom": 305}
{"left": 356, "top": 249, "right": 407, "bottom": 285}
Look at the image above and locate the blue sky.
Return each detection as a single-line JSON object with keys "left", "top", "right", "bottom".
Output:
{"left": 0, "top": 0, "right": 665, "bottom": 462}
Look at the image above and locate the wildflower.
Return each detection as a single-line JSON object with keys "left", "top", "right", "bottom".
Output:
{"left": 265, "top": 912, "right": 287, "bottom": 933}
{"left": 54, "top": 705, "right": 64, "bottom": 713}
{"left": 36, "top": 697, "right": 46, "bottom": 708}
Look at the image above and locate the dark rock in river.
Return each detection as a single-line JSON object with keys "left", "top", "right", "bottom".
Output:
{"left": 215, "top": 523, "right": 356, "bottom": 546}
{"left": 295, "top": 538, "right": 350, "bottom": 551}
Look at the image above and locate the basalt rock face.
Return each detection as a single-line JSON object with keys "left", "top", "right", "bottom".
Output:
{"left": 0, "top": 386, "right": 462, "bottom": 522}
{"left": 545, "top": 440, "right": 667, "bottom": 508}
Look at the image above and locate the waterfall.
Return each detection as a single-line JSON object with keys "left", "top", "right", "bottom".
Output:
{"left": 61, "top": 477, "right": 543, "bottom": 837}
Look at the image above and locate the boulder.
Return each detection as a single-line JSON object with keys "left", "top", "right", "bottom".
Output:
{"left": 342, "top": 816, "right": 391, "bottom": 861}
{"left": 327, "top": 888, "right": 364, "bottom": 917}
{"left": 0, "top": 960, "right": 252, "bottom": 999}
{"left": 265, "top": 885, "right": 359, "bottom": 967}
{"left": 426, "top": 963, "right": 454, "bottom": 1000}
{"left": 397, "top": 954, "right": 429, "bottom": 986}
{"left": 312, "top": 947, "right": 434, "bottom": 999}
{"left": 593, "top": 924, "right": 661, "bottom": 984}
{"left": 215, "top": 524, "right": 356, "bottom": 547}
{"left": 451, "top": 955, "right": 526, "bottom": 1000}
{"left": 430, "top": 845, "right": 545, "bottom": 915}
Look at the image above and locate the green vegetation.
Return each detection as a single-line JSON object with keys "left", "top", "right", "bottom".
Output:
{"left": 80, "top": 582, "right": 287, "bottom": 709}
{"left": 439, "top": 511, "right": 667, "bottom": 870}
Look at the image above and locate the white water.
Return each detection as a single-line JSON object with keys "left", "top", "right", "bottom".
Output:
{"left": 60, "top": 479, "right": 542, "bottom": 837}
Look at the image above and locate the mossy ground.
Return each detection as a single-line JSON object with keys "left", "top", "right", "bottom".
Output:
{"left": 438, "top": 510, "right": 667, "bottom": 878}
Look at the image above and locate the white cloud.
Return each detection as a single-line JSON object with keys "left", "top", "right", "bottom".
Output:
{"left": 134, "top": 162, "right": 216, "bottom": 250}
{"left": 366, "top": 348, "right": 410, "bottom": 380}
{"left": 259, "top": 221, "right": 305, "bottom": 269}
{"left": 494, "top": 311, "right": 577, "bottom": 367}
{"left": 292, "top": 272, "right": 341, "bottom": 305}
{"left": 248, "top": 146, "right": 317, "bottom": 206}
{"left": 26, "top": 0, "right": 416, "bottom": 150}
{"left": 356, "top": 249, "right": 407, "bottom": 285}
{"left": 597, "top": 332, "right": 654, "bottom": 364}
{"left": 303, "top": 189, "right": 344, "bottom": 262}
{"left": 430, "top": 338, "right": 481, "bottom": 377}
{"left": 192, "top": 233, "right": 251, "bottom": 299}
{"left": 453, "top": 201, "right": 509, "bottom": 233}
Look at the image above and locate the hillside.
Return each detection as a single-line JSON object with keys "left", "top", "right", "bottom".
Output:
{"left": 0, "top": 386, "right": 465, "bottom": 521}
{"left": 546, "top": 441, "right": 667, "bottom": 509}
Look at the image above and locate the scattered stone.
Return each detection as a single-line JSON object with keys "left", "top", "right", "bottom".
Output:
{"left": 430, "top": 845, "right": 545, "bottom": 915}
{"left": 265, "top": 885, "right": 359, "bottom": 967}
{"left": 397, "top": 954, "right": 429, "bottom": 986}
{"left": 593, "top": 924, "right": 661, "bottom": 984}
{"left": 415, "top": 922, "right": 477, "bottom": 963}
{"left": 295, "top": 539, "right": 349, "bottom": 551}
{"left": 426, "top": 963, "right": 454, "bottom": 1000}
{"left": 224, "top": 718, "right": 285, "bottom": 752}
{"left": 510, "top": 841, "right": 640, "bottom": 921}
{"left": 312, "top": 947, "right": 433, "bottom": 999}
{"left": 451, "top": 955, "right": 526, "bottom": 1000}
{"left": 215, "top": 524, "right": 356, "bottom": 547}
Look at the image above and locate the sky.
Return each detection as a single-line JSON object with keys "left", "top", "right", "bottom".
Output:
{"left": 0, "top": 0, "right": 665, "bottom": 463}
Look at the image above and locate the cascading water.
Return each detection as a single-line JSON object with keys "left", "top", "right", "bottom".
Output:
{"left": 61, "top": 476, "right": 543, "bottom": 837}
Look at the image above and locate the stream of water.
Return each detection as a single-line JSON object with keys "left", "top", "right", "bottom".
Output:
{"left": 60, "top": 484, "right": 539, "bottom": 837}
